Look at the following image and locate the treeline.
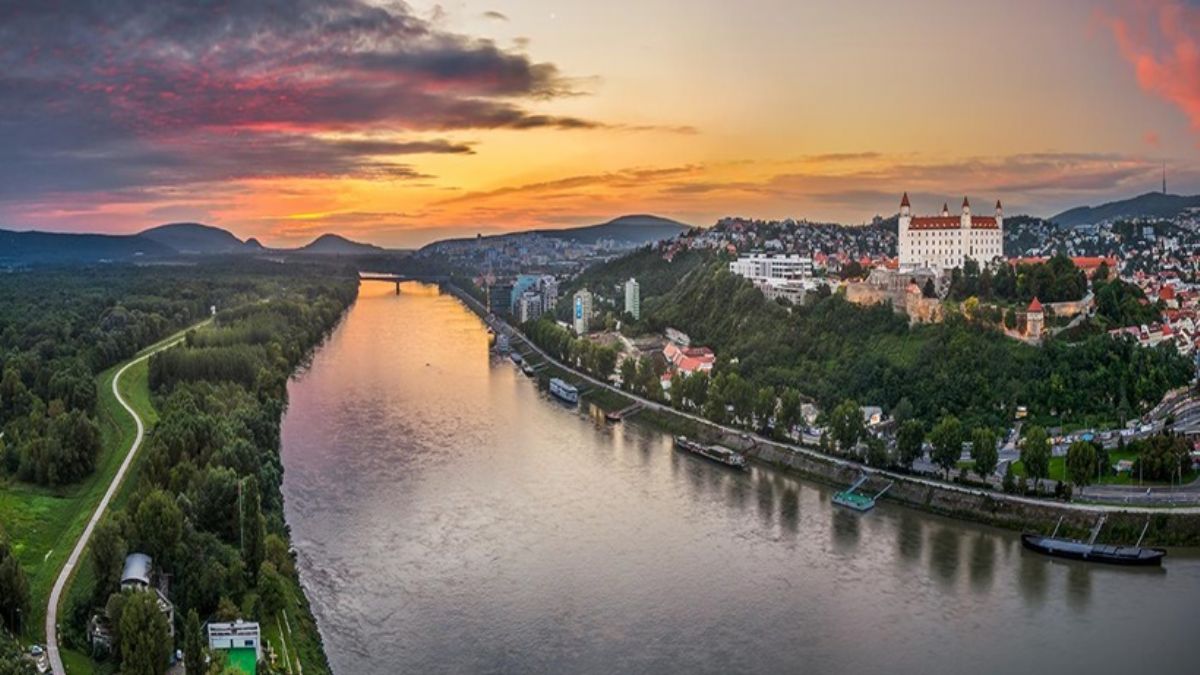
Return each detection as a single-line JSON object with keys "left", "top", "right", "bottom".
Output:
{"left": 552, "top": 247, "right": 706, "bottom": 320}
{"left": 61, "top": 270, "right": 356, "bottom": 673}
{"left": 642, "top": 261, "right": 1190, "bottom": 431}
{"left": 946, "top": 255, "right": 1087, "bottom": 304}
{"left": 524, "top": 318, "right": 619, "bottom": 380}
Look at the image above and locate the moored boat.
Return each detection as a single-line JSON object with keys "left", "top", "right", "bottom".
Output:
{"left": 549, "top": 378, "right": 579, "bottom": 405}
{"left": 1021, "top": 516, "right": 1165, "bottom": 566}
{"left": 673, "top": 435, "right": 747, "bottom": 469}
{"left": 509, "top": 351, "right": 523, "bottom": 365}
{"left": 521, "top": 362, "right": 536, "bottom": 376}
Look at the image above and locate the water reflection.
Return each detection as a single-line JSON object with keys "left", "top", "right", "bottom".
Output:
{"left": 281, "top": 282, "right": 1200, "bottom": 675}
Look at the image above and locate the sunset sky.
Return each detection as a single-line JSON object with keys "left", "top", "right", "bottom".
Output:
{"left": 2, "top": 0, "right": 1199, "bottom": 248}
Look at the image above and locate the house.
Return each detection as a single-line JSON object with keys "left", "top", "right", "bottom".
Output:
{"left": 663, "top": 342, "right": 715, "bottom": 375}
{"left": 208, "top": 619, "right": 262, "bottom": 675}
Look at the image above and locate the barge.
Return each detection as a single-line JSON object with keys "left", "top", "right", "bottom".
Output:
{"left": 1021, "top": 516, "right": 1165, "bottom": 567}
{"left": 674, "top": 436, "right": 747, "bottom": 469}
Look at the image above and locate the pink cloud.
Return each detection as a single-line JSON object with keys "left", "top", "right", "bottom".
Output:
{"left": 1105, "top": 1, "right": 1200, "bottom": 132}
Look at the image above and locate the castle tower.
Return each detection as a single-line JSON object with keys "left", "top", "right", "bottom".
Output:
{"left": 941, "top": 202, "right": 949, "bottom": 217}
{"left": 898, "top": 193, "right": 912, "bottom": 266}
{"left": 1026, "top": 297, "right": 1044, "bottom": 338}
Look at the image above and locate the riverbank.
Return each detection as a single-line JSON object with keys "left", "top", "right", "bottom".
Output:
{"left": 444, "top": 283, "right": 1200, "bottom": 547}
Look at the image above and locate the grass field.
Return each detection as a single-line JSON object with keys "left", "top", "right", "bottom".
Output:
{"left": 0, "top": 325, "right": 197, "bottom": 644}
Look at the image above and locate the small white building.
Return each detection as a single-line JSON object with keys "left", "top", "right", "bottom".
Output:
{"left": 208, "top": 619, "right": 263, "bottom": 661}
{"left": 729, "top": 253, "right": 813, "bottom": 282}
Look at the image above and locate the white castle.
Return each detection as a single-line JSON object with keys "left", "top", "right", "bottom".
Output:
{"left": 897, "top": 193, "right": 1003, "bottom": 272}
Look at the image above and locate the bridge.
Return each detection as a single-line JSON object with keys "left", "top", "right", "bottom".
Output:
{"left": 358, "top": 273, "right": 411, "bottom": 294}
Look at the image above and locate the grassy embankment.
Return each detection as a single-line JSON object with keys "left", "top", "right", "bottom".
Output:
{"left": 0, "top": 325, "right": 198, "bottom": 646}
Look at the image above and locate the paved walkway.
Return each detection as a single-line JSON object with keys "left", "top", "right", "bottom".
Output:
{"left": 45, "top": 332, "right": 193, "bottom": 675}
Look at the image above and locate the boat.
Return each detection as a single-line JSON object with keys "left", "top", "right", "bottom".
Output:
{"left": 549, "top": 378, "right": 579, "bottom": 405}
{"left": 494, "top": 334, "right": 510, "bottom": 354}
{"left": 673, "top": 435, "right": 747, "bottom": 469}
{"left": 1021, "top": 516, "right": 1165, "bottom": 567}
{"left": 832, "top": 475, "right": 893, "bottom": 512}
{"left": 509, "top": 351, "right": 523, "bottom": 365}
{"left": 521, "top": 362, "right": 536, "bottom": 377}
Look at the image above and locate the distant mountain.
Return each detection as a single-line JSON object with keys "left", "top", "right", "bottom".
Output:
{"left": 537, "top": 214, "right": 691, "bottom": 245}
{"left": 298, "top": 233, "right": 383, "bottom": 255}
{"left": 0, "top": 229, "right": 175, "bottom": 263}
{"left": 1050, "top": 192, "right": 1200, "bottom": 227}
{"left": 138, "top": 222, "right": 246, "bottom": 253}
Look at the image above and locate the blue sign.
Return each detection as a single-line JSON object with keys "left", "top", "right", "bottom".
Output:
{"left": 575, "top": 297, "right": 583, "bottom": 319}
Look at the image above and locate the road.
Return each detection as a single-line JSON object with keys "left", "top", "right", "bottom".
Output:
{"left": 445, "top": 287, "right": 1200, "bottom": 517}
{"left": 45, "top": 333, "right": 190, "bottom": 675}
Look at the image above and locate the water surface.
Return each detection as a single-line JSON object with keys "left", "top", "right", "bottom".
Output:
{"left": 282, "top": 282, "right": 1197, "bottom": 674}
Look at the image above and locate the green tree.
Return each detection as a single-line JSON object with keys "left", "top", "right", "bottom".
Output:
{"left": 776, "top": 388, "right": 804, "bottom": 437}
{"left": 865, "top": 435, "right": 889, "bottom": 467}
{"left": 119, "top": 590, "right": 171, "bottom": 675}
{"left": 1002, "top": 462, "right": 1016, "bottom": 493}
{"left": 0, "top": 549, "right": 30, "bottom": 632}
{"left": 896, "top": 420, "right": 925, "bottom": 469}
{"left": 1021, "top": 425, "right": 1051, "bottom": 490}
{"left": 1066, "top": 440, "right": 1098, "bottom": 489}
{"left": 970, "top": 427, "right": 999, "bottom": 481}
{"left": 929, "top": 415, "right": 965, "bottom": 478}
{"left": 890, "top": 397, "right": 914, "bottom": 425}
{"left": 183, "top": 609, "right": 204, "bottom": 675}
{"left": 753, "top": 387, "right": 776, "bottom": 430}
{"left": 257, "top": 561, "right": 287, "bottom": 619}
{"left": 241, "top": 476, "right": 266, "bottom": 585}
{"left": 828, "top": 400, "right": 864, "bottom": 454}
{"left": 90, "top": 517, "right": 127, "bottom": 605}
{"left": 135, "top": 489, "right": 183, "bottom": 567}
{"left": 619, "top": 356, "right": 638, "bottom": 390}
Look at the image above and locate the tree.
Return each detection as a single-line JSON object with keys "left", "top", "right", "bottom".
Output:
{"left": 896, "top": 420, "right": 924, "bottom": 469}
{"left": 776, "top": 388, "right": 804, "bottom": 437}
{"left": 928, "top": 415, "right": 965, "bottom": 478}
{"left": 1066, "top": 440, "right": 1098, "bottom": 489}
{"left": 865, "top": 435, "right": 889, "bottom": 467}
{"left": 619, "top": 356, "right": 638, "bottom": 390}
{"left": 753, "top": 387, "right": 776, "bottom": 431}
{"left": 119, "top": 590, "right": 171, "bottom": 675}
{"left": 0, "top": 550, "right": 30, "bottom": 633}
{"left": 184, "top": 609, "right": 204, "bottom": 675}
{"left": 970, "top": 427, "right": 999, "bottom": 480}
{"left": 890, "top": 397, "right": 914, "bottom": 425}
{"left": 1021, "top": 425, "right": 1051, "bottom": 490}
{"left": 135, "top": 490, "right": 183, "bottom": 567}
{"left": 241, "top": 476, "right": 266, "bottom": 585}
{"left": 828, "top": 400, "right": 864, "bottom": 454}
{"left": 1002, "top": 462, "right": 1017, "bottom": 493}
{"left": 257, "top": 561, "right": 287, "bottom": 619}
{"left": 90, "top": 517, "right": 127, "bottom": 605}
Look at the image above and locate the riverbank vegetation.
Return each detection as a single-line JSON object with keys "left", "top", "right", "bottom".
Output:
{"left": 55, "top": 270, "right": 355, "bottom": 673}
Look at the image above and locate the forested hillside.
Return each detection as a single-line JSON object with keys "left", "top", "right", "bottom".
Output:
{"left": 642, "top": 261, "right": 1190, "bottom": 430}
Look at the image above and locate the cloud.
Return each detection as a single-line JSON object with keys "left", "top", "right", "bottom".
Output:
{"left": 0, "top": 0, "right": 602, "bottom": 203}
{"left": 483, "top": 11, "right": 510, "bottom": 21}
{"left": 1104, "top": 1, "right": 1200, "bottom": 133}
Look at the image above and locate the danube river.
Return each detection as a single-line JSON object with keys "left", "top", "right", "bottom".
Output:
{"left": 281, "top": 282, "right": 1197, "bottom": 674}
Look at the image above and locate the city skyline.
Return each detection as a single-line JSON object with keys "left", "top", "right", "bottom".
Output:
{"left": 2, "top": 0, "right": 1199, "bottom": 248}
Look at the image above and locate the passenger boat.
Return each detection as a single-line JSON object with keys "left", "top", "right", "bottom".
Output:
{"left": 1021, "top": 516, "right": 1165, "bottom": 567}
{"left": 673, "top": 436, "right": 747, "bottom": 469}
{"left": 549, "top": 378, "right": 579, "bottom": 405}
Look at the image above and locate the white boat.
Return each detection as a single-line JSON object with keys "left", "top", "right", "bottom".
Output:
{"left": 549, "top": 378, "right": 579, "bottom": 405}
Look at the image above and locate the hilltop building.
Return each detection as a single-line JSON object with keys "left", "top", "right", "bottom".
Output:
{"left": 729, "top": 253, "right": 813, "bottom": 281}
{"left": 897, "top": 193, "right": 1003, "bottom": 272}
{"left": 573, "top": 288, "right": 593, "bottom": 335}
{"left": 624, "top": 278, "right": 641, "bottom": 320}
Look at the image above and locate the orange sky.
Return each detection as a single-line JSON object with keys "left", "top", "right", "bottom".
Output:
{"left": 1, "top": 0, "right": 1197, "bottom": 247}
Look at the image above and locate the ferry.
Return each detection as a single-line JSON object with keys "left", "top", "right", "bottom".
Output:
{"left": 549, "top": 378, "right": 579, "bottom": 405}
{"left": 1021, "top": 516, "right": 1165, "bottom": 567}
{"left": 673, "top": 436, "right": 747, "bottom": 469}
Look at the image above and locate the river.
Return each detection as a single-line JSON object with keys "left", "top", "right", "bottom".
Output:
{"left": 281, "top": 281, "right": 1198, "bottom": 674}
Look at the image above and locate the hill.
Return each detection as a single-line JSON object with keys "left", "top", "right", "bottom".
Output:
{"left": 298, "top": 233, "right": 384, "bottom": 255}
{"left": 537, "top": 214, "right": 691, "bottom": 245}
{"left": 0, "top": 229, "right": 176, "bottom": 263}
{"left": 138, "top": 222, "right": 247, "bottom": 253}
{"left": 1050, "top": 192, "right": 1200, "bottom": 227}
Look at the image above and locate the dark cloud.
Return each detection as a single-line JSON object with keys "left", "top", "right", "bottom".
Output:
{"left": 483, "top": 10, "right": 510, "bottom": 21}
{"left": 0, "top": 0, "right": 600, "bottom": 201}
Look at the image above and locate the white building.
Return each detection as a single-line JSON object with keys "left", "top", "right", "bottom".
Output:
{"left": 624, "top": 278, "right": 640, "bottom": 320}
{"left": 208, "top": 619, "right": 262, "bottom": 661}
{"left": 729, "top": 253, "right": 813, "bottom": 281}
{"left": 540, "top": 275, "right": 559, "bottom": 310}
{"left": 897, "top": 193, "right": 1003, "bottom": 272}
{"left": 516, "top": 291, "right": 544, "bottom": 323}
{"left": 572, "top": 288, "right": 593, "bottom": 335}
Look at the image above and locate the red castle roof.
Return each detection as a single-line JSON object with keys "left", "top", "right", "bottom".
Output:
{"left": 908, "top": 215, "right": 999, "bottom": 230}
{"left": 1028, "top": 297, "right": 1043, "bottom": 313}
{"left": 900, "top": 192, "right": 911, "bottom": 207}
